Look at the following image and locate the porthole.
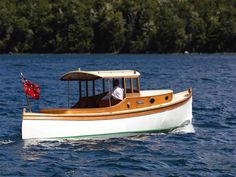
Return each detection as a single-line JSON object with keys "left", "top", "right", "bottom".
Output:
{"left": 165, "top": 96, "right": 169, "bottom": 100}
{"left": 149, "top": 98, "right": 155, "bottom": 104}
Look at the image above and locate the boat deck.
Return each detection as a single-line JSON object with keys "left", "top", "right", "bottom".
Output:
{"left": 160, "top": 89, "right": 190, "bottom": 107}
{"left": 140, "top": 90, "right": 173, "bottom": 97}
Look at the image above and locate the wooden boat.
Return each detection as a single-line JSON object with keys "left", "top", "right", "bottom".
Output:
{"left": 22, "top": 69, "right": 192, "bottom": 139}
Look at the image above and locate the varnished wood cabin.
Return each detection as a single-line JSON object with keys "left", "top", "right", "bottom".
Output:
{"left": 40, "top": 69, "right": 174, "bottom": 114}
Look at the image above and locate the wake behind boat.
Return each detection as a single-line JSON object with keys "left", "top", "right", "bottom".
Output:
{"left": 22, "top": 69, "right": 192, "bottom": 139}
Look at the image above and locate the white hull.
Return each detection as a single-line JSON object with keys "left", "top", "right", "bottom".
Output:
{"left": 22, "top": 97, "right": 192, "bottom": 139}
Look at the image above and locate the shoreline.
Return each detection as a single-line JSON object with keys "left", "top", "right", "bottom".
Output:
{"left": 1, "top": 52, "right": 236, "bottom": 56}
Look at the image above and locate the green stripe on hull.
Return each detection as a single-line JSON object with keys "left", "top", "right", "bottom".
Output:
{"left": 53, "top": 127, "right": 178, "bottom": 139}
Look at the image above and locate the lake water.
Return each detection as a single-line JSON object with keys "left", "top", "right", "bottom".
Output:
{"left": 0, "top": 54, "right": 235, "bottom": 176}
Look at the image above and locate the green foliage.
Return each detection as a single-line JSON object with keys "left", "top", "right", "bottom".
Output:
{"left": 0, "top": 0, "right": 235, "bottom": 53}
{"left": 93, "top": 1, "right": 125, "bottom": 53}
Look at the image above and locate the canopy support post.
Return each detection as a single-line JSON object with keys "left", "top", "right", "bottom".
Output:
{"left": 25, "top": 94, "right": 32, "bottom": 112}
{"left": 102, "top": 79, "right": 105, "bottom": 93}
{"left": 86, "top": 80, "right": 88, "bottom": 97}
{"left": 130, "top": 78, "right": 134, "bottom": 93}
{"left": 79, "top": 80, "right": 82, "bottom": 100}
{"left": 122, "top": 78, "right": 126, "bottom": 98}
{"left": 108, "top": 79, "right": 111, "bottom": 107}
{"left": 67, "top": 81, "right": 70, "bottom": 108}
{"left": 93, "top": 80, "right": 95, "bottom": 96}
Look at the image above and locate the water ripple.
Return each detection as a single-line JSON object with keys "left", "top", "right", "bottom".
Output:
{"left": 0, "top": 54, "right": 236, "bottom": 176}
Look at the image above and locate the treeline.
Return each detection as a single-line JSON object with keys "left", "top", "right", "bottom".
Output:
{"left": 0, "top": 0, "right": 235, "bottom": 53}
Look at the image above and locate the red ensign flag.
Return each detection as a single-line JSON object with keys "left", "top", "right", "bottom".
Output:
{"left": 21, "top": 73, "right": 40, "bottom": 99}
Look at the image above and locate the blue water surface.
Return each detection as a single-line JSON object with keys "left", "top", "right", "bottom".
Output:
{"left": 0, "top": 54, "right": 235, "bottom": 176}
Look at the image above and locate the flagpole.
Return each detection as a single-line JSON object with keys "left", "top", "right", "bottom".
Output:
{"left": 20, "top": 72, "right": 32, "bottom": 112}
{"left": 25, "top": 93, "right": 32, "bottom": 112}
{"left": 68, "top": 81, "right": 70, "bottom": 108}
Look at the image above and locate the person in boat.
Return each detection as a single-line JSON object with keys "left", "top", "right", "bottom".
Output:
{"left": 101, "top": 79, "right": 124, "bottom": 106}
{"left": 111, "top": 79, "right": 124, "bottom": 100}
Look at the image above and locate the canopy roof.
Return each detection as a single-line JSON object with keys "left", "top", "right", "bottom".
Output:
{"left": 60, "top": 69, "right": 140, "bottom": 81}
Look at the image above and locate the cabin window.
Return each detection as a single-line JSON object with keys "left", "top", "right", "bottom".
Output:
{"left": 92, "top": 80, "right": 96, "bottom": 96}
{"left": 86, "top": 80, "right": 89, "bottom": 97}
{"left": 125, "top": 78, "right": 140, "bottom": 93}
{"left": 112, "top": 78, "right": 123, "bottom": 89}
{"left": 80, "top": 81, "right": 86, "bottom": 97}
{"left": 79, "top": 80, "right": 94, "bottom": 98}
{"left": 94, "top": 79, "right": 102, "bottom": 95}
{"left": 80, "top": 78, "right": 126, "bottom": 98}
{"left": 91, "top": 79, "right": 110, "bottom": 95}
{"left": 125, "top": 78, "right": 132, "bottom": 93}
{"left": 133, "top": 78, "right": 140, "bottom": 93}
{"left": 106, "top": 79, "right": 112, "bottom": 93}
{"left": 86, "top": 80, "right": 96, "bottom": 96}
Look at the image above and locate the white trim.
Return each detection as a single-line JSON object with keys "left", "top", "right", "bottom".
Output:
{"left": 60, "top": 70, "right": 140, "bottom": 81}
